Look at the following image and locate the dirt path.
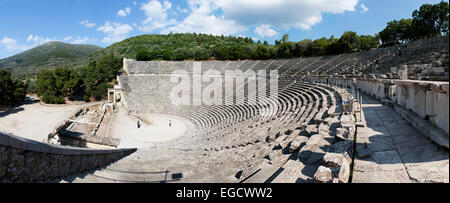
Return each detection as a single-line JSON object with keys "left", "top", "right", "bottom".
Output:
{"left": 0, "top": 97, "right": 82, "bottom": 142}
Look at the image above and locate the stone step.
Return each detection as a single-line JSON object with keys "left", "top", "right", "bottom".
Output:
{"left": 271, "top": 160, "right": 318, "bottom": 183}
{"left": 178, "top": 166, "right": 239, "bottom": 183}
{"left": 243, "top": 164, "right": 280, "bottom": 183}
{"left": 78, "top": 173, "right": 118, "bottom": 183}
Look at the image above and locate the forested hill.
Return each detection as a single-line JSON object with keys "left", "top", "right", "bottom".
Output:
{"left": 86, "top": 32, "right": 380, "bottom": 63}
{"left": 87, "top": 33, "right": 258, "bottom": 61}
{"left": 0, "top": 41, "right": 103, "bottom": 79}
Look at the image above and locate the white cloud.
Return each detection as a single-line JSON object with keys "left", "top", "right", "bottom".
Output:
{"left": 162, "top": 0, "right": 246, "bottom": 35}
{"left": 98, "top": 21, "right": 134, "bottom": 44}
{"left": 26, "top": 34, "right": 52, "bottom": 44}
{"left": 117, "top": 7, "right": 132, "bottom": 17}
{"left": 146, "top": 0, "right": 359, "bottom": 36}
{"left": 139, "top": 0, "right": 177, "bottom": 32}
{"left": 80, "top": 20, "right": 96, "bottom": 28}
{"left": 0, "top": 37, "right": 30, "bottom": 52}
{"left": 132, "top": 1, "right": 137, "bottom": 6}
{"left": 63, "top": 36, "right": 73, "bottom": 41}
{"left": 255, "top": 24, "right": 278, "bottom": 38}
{"left": 214, "top": 0, "right": 359, "bottom": 30}
{"left": 176, "top": 5, "right": 189, "bottom": 14}
{"left": 360, "top": 3, "right": 368, "bottom": 13}
{"left": 63, "top": 36, "right": 97, "bottom": 44}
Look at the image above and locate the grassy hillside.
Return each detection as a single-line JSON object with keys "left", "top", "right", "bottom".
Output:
{"left": 0, "top": 41, "right": 103, "bottom": 79}
{"left": 83, "top": 33, "right": 257, "bottom": 61}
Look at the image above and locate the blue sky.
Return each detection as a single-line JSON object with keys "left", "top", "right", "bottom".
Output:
{"left": 0, "top": 0, "right": 447, "bottom": 59}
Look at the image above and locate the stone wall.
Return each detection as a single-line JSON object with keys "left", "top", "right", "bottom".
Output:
{"left": 47, "top": 102, "right": 103, "bottom": 144}
{"left": 0, "top": 132, "right": 136, "bottom": 183}
{"left": 305, "top": 76, "right": 449, "bottom": 149}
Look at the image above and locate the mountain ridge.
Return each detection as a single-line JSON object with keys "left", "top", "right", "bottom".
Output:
{"left": 0, "top": 41, "right": 103, "bottom": 79}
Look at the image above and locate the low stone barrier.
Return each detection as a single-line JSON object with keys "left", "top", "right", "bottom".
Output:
{"left": 305, "top": 76, "right": 449, "bottom": 149}
{"left": 0, "top": 132, "right": 136, "bottom": 183}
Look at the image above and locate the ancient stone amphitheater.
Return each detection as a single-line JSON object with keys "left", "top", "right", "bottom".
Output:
{"left": 1, "top": 36, "right": 449, "bottom": 183}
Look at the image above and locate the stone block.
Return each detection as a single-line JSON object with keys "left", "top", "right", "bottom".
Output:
{"left": 413, "top": 88, "right": 426, "bottom": 118}
{"left": 330, "top": 140, "right": 354, "bottom": 157}
{"left": 425, "top": 91, "right": 437, "bottom": 116}
{"left": 8, "top": 136, "right": 26, "bottom": 149}
{"left": 313, "top": 166, "right": 333, "bottom": 183}
{"left": 0, "top": 134, "right": 9, "bottom": 146}
{"left": 338, "top": 157, "right": 351, "bottom": 183}
{"left": 323, "top": 152, "right": 351, "bottom": 168}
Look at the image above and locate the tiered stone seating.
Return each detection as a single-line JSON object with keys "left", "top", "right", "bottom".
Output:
{"left": 63, "top": 35, "right": 448, "bottom": 183}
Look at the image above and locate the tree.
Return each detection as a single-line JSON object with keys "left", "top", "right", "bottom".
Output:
{"left": 379, "top": 19, "right": 413, "bottom": 46}
{"left": 326, "top": 41, "right": 345, "bottom": 55}
{"left": 136, "top": 48, "right": 152, "bottom": 61}
{"left": 308, "top": 38, "right": 330, "bottom": 56}
{"left": 338, "top": 31, "right": 361, "bottom": 53}
{"left": 54, "top": 67, "right": 82, "bottom": 97}
{"left": 294, "top": 39, "right": 313, "bottom": 57}
{"left": 359, "top": 35, "right": 380, "bottom": 51}
{"left": 36, "top": 70, "right": 57, "bottom": 99}
{"left": 379, "top": 1, "right": 449, "bottom": 46}
{"left": 0, "top": 70, "right": 15, "bottom": 106}
{"left": 80, "top": 52, "right": 121, "bottom": 101}
{"left": 13, "top": 81, "right": 26, "bottom": 103}
{"left": 25, "top": 79, "right": 36, "bottom": 94}
{"left": 212, "top": 43, "right": 229, "bottom": 60}
{"left": 36, "top": 70, "right": 66, "bottom": 104}
{"left": 0, "top": 70, "right": 27, "bottom": 105}
{"left": 173, "top": 47, "right": 188, "bottom": 61}
{"left": 194, "top": 47, "right": 208, "bottom": 60}
{"left": 282, "top": 34, "right": 290, "bottom": 43}
{"left": 277, "top": 41, "right": 295, "bottom": 58}
{"left": 411, "top": 1, "right": 449, "bottom": 39}
{"left": 253, "top": 44, "right": 271, "bottom": 59}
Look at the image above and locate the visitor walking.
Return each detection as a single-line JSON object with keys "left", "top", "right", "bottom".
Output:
{"left": 137, "top": 120, "right": 141, "bottom": 129}
{"left": 169, "top": 120, "right": 172, "bottom": 127}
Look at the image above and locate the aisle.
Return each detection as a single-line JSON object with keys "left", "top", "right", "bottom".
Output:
{"left": 352, "top": 94, "right": 449, "bottom": 183}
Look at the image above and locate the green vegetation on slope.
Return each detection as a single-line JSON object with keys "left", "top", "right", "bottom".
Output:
{"left": 97, "top": 32, "right": 380, "bottom": 62}
{"left": 0, "top": 70, "right": 26, "bottom": 106}
{"left": 35, "top": 51, "right": 121, "bottom": 103}
{"left": 0, "top": 41, "right": 103, "bottom": 80}
{"left": 379, "top": 1, "right": 449, "bottom": 46}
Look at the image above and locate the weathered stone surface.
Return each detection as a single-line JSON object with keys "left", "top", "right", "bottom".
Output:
{"left": 357, "top": 135, "right": 396, "bottom": 153}
{"left": 405, "top": 160, "right": 449, "bottom": 183}
{"left": 357, "top": 148, "right": 371, "bottom": 159}
{"left": 313, "top": 166, "right": 333, "bottom": 183}
{"left": 320, "top": 152, "right": 352, "bottom": 183}
{"left": 330, "top": 140, "right": 354, "bottom": 157}
{"left": 353, "top": 94, "right": 449, "bottom": 183}
{"left": 288, "top": 140, "right": 302, "bottom": 153}
{"left": 0, "top": 134, "right": 136, "bottom": 183}
{"left": 352, "top": 170, "right": 412, "bottom": 183}
{"left": 305, "top": 125, "right": 318, "bottom": 136}
{"left": 323, "top": 152, "right": 351, "bottom": 168}
{"left": 337, "top": 157, "right": 351, "bottom": 183}
{"left": 335, "top": 128, "right": 349, "bottom": 141}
